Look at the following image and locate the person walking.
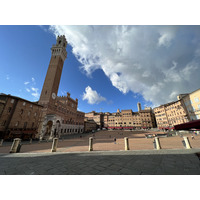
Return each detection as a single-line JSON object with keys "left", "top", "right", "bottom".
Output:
{"left": 114, "top": 137, "right": 116, "bottom": 144}
{"left": 191, "top": 135, "right": 195, "bottom": 140}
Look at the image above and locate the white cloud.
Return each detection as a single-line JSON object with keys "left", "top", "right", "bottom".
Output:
{"left": 157, "top": 26, "right": 177, "bottom": 47}
{"left": 158, "top": 33, "right": 173, "bottom": 47}
{"left": 50, "top": 25, "right": 200, "bottom": 106}
{"left": 24, "top": 78, "right": 39, "bottom": 100}
{"left": 61, "top": 90, "right": 67, "bottom": 96}
{"left": 82, "top": 86, "right": 106, "bottom": 104}
{"left": 24, "top": 81, "right": 30, "bottom": 85}
{"left": 31, "top": 87, "right": 40, "bottom": 99}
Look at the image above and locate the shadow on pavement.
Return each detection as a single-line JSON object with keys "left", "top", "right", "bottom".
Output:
{"left": 0, "top": 149, "right": 200, "bottom": 175}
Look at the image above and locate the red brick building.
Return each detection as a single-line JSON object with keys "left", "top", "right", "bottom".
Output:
{"left": 0, "top": 94, "right": 42, "bottom": 140}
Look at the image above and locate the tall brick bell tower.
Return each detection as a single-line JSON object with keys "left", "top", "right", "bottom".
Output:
{"left": 39, "top": 35, "right": 67, "bottom": 106}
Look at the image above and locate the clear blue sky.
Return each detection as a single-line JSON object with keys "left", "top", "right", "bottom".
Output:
{"left": 0, "top": 25, "right": 146, "bottom": 113}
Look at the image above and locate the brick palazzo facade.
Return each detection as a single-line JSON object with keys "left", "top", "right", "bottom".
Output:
{"left": 0, "top": 94, "right": 42, "bottom": 139}
{"left": 107, "top": 105, "right": 156, "bottom": 129}
{"left": 85, "top": 103, "right": 156, "bottom": 130}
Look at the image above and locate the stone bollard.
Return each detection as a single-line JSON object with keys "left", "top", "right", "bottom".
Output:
{"left": 124, "top": 137, "right": 129, "bottom": 150}
{"left": 154, "top": 137, "right": 161, "bottom": 150}
{"left": 89, "top": 137, "right": 93, "bottom": 151}
{"left": 183, "top": 136, "right": 192, "bottom": 149}
{"left": 51, "top": 138, "right": 58, "bottom": 152}
{"left": 10, "top": 138, "right": 21, "bottom": 153}
{"left": 39, "top": 138, "right": 42, "bottom": 143}
{"left": 30, "top": 138, "right": 32, "bottom": 144}
{"left": 0, "top": 139, "right": 3, "bottom": 147}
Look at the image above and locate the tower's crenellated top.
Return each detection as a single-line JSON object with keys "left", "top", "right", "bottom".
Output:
{"left": 56, "top": 35, "right": 67, "bottom": 48}
{"left": 51, "top": 35, "right": 67, "bottom": 62}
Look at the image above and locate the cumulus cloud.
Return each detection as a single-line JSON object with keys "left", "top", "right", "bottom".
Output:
{"left": 82, "top": 86, "right": 106, "bottom": 104}
{"left": 61, "top": 90, "right": 67, "bottom": 96}
{"left": 31, "top": 87, "right": 40, "bottom": 99}
{"left": 50, "top": 25, "right": 200, "bottom": 106}
{"left": 24, "top": 81, "right": 30, "bottom": 85}
{"left": 24, "top": 78, "right": 40, "bottom": 100}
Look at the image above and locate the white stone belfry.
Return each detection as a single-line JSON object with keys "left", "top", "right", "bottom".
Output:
{"left": 137, "top": 102, "right": 141, "bottom": 112}
{"left": 51, "top": 35, "right": 67, "bottom": 62}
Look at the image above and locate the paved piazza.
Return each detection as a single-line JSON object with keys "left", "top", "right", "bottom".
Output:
{"left": 0, "top": 130, "right": 200, "bottom": 175}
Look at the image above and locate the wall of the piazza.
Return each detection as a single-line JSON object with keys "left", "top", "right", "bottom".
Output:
{"left": 85, "top": 111, "right": 104, "bottom": 128}
{"left": 84, "top": 119, "right": 97, "bottom": 133}
{"left": 0, "top": 95, "right": 42, "bottom": 140}
{"left": 106, "top": 108, "right": 156, "bottom": 129}
{"left": 131, "top": 113, "right": 141, "bottom": 128}
{"left": 154, "top": 106, "right": 169, "bottom": 129}
{"left": 107, "top": 114, "right": 115, "bottom": 127}
{"left": 139, "top": 110, "right": 156, "bottom": 128}
{"left": 103, "top": 113, "right": 111, "bottom": 128}
{"left": 165, "top": 101, "right": 189, "bottom": 127}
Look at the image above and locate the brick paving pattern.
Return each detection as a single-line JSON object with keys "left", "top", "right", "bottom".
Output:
{"left": 0, "top": 130, "right": 200, "bottom": 153}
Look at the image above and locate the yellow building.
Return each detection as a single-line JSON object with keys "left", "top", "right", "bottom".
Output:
{"left": 153, "top": 88, "right": 200, "bottom": 129}
{"left": 154, "top": 100, "right": 189, "bottom": 129}
{"left": 177, "top": 88, "right": 200, "bottom": 121}
{"left": 154, "top": 88, "right": 200, "bottom": 129}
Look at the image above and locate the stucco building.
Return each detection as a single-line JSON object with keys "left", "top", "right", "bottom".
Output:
{"left": 154, "top": 88, "right": 200, "bottom": 129}
{"left": 177, "top": 88, "right": 200, "bottom": 121}
{"left": 0, "top": 94, "right": 42, "bottom": 139}
{"left": 154, "top": 100, "right": 189, "bottom": 129}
